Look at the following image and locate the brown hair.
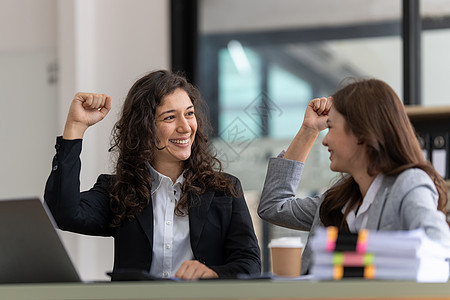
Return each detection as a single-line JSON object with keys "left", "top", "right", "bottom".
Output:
{"left": 108, "top": 70, "right": 236, "bottom": 227}
{"left": 319, "top": 79, "right": 448, "bottom": 230}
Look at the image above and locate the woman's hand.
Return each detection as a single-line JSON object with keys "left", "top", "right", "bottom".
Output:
{"left": 63, "top": 92, "right": 111, "bottom": 139}
{"left": 302, "top": 97, "right": 332, "bottom": 132}
{"left": 283, "top": 96, "right": 332, "bottom": 163}
{"left": 174, "top": 260, "right": 218, "bottom": 280}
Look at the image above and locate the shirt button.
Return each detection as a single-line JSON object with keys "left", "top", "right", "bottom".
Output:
{"left": 166, "top": 221, "right": 172, "bottom": 225}
{"left": 165, "top": 244, "right": 171, "bottom": 249}
{"left": 163, "top": 272, "right": 169, "bottom": 278}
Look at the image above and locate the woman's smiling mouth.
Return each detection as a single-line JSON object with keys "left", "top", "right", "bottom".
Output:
{"left": 169, "top": 138, "right": 190, "bottom": 145}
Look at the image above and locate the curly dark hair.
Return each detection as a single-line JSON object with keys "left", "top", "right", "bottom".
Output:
{"left": 108, "top": 70, "right": 236, "bottom": 227}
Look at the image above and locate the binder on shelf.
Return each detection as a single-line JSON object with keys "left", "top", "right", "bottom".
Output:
{"left": 416, "top": 132, "right": 430, "bottom": 162}
{"left": 430, "top": 132, "right": 449, "bottom": 179}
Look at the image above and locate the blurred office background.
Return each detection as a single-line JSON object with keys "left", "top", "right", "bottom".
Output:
{"left": 0, "top": 0, "right": 449, "bottom": 280}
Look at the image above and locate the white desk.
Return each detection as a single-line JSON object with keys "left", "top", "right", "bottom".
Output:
{"left": 1, "top": 279, "right": 450, "bottom": 300}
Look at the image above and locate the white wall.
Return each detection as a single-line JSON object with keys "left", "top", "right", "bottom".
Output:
{"left": 0, "top": 0, "right": 58, "bottom": 199}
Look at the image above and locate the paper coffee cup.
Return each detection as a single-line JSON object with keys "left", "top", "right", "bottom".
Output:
{"left": 268, "top": 237, "right": 303, "bottom": 277}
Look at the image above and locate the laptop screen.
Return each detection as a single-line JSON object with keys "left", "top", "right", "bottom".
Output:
{"left": 0, "top": 197, "right": 81, "bottom": 283}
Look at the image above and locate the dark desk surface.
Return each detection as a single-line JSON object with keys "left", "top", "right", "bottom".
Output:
{"left": 1, "top": 279, "right": 450, "bottom": 300}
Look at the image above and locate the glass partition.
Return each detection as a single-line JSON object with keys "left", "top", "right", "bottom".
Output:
{"left": 421, "top": 0, "right": 450, "bottom": 107}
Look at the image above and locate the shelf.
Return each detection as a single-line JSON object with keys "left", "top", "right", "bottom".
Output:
{"left": 405, "top": 105, "right": 450, "bottom": 121}
{"left": 405, "top": 106, "right": 450, "bottom": 190}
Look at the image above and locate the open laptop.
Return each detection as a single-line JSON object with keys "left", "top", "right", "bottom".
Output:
{"left": 0, "top": 197, "right": 81, "bottom": 284}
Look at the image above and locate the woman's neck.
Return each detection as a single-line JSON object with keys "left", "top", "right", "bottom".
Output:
{"left": 151, "top": 161, "right": 184, "bottom": 183}
{"left": 353, "top": 171, "right": 378, "bottom": 198}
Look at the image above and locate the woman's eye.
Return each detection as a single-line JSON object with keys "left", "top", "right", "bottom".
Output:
{"left": 164, "top": 115, "right": 175, "bottom": 121}
{"left": 186, "top": 111, "right": 195, "bottom": 117}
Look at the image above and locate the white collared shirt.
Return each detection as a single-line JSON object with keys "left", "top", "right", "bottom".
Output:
{"left": 343, "top": 173, "right": 384, "bottom": 233}
{"left": 147, "top": 163, "right": 193, "bottom": 278}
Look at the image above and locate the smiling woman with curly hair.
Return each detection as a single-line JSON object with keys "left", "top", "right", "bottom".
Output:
{"left": 109, "top": 70, "right": 238, "bottom": 226}
{"left": 44, "top": 70, "right": 261, "bottom": 280}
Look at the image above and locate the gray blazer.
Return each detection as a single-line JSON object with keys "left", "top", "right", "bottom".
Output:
{"left": 258, "top": 157, "right": 450, "bottom": 275}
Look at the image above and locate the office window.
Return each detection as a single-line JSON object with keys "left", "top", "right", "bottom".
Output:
{"left": 421, "top": 0, "right": 450, "bottom": 107}
{"left": 218, "top": 47, "right": 262, "bottom": 137}
{"left": 218, "top": 45, "right": 314, "bottom": 140}
{"left": 199, "top": 0, "right": 402, "bottom": 139}
{"left": 198, "top": 0, "right": 402, "bottom": 172}
{"left": 423, "top": 28, "right": 450, "bottom": 107}
{"left": 268, "top": 65, "right": 312, "bottom": 139}
{"left": 423, "top": 29, "right": 450, "bottom": 106}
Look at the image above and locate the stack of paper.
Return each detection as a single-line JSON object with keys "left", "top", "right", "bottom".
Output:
{"left": 310, "top": 226, "right": 450, "bottom": 282}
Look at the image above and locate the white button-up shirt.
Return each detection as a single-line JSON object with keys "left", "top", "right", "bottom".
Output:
{"left": 343, "top": 173, "right": 384, "bottom": 233}
{"left": 147, "top": 164, "right": 193, "bottom": 278}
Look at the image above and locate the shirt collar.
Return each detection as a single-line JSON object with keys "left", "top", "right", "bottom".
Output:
{"left": 359, "top": 173, "right": 384, "bottom": 214}
{"left": 145, "top": 161, "right": 185, "bottom": 196}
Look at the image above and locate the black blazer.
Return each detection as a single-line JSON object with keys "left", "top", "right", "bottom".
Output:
{"left": 44, "top": 137, "right": 261, "bottom": 278}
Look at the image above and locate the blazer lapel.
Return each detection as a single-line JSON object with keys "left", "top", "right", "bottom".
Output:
{"left": 137, "top": 198, "right": 154, "bottom": 250}
{"left": 366, "top": 176, "right": 394, "bottom": 229}
{"left": 188, "top": 190, "right": 214, "bottom": 253}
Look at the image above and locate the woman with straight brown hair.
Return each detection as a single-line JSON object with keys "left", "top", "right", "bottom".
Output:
{"left": 258, "top": 78, "right": 450, "bottom": 275}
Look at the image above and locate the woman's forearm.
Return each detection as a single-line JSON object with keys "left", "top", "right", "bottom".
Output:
{"left": 283, "top": 125, "right": 320, "bottom": 163}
